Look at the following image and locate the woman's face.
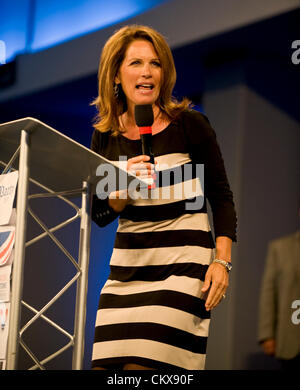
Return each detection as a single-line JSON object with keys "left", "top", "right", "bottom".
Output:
{"left": 115, "top": 39, "right": 162, "bottom": 112}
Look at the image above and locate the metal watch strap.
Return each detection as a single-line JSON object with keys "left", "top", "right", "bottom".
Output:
{"left": 213, "top": 259, "right": 232, "bottom": 272}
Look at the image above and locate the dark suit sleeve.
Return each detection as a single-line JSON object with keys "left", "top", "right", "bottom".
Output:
{"left": 90, "top": 129, "right": 120, "bottom": 227}
{"left": 184, "top": 111, "right": 237, "bottom": 242}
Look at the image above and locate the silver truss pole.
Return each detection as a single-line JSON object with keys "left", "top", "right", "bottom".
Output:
{"left": 6, "top": 130, "right": 30, "bottom": 370}
{"left": 72, "top": 181, "right": 91, "bottom": 369}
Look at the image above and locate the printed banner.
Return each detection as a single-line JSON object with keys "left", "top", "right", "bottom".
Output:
{"left": 0, "top": 302, "right": 10, "bottom": 360}
{"left": 0, "top": 265, "right": 11, "bottom": 302}
{"left": 0, "top": 227, "right": 15, "bottom": 267}
{"left": 8, "top": 208, "right": 16, "bottom": 226}
{"left": 0, "top": 171, "right": 18, "bottom": 226}
{"left": 0, "top": 199, "right": 16, "bottom": 367}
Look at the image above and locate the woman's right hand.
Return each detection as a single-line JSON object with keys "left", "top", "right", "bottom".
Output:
{"left": 261, "top": 338, "right": 276, "bottom": 356}
{"left": 108, "top": 155, "right": 155, "bottom": 213}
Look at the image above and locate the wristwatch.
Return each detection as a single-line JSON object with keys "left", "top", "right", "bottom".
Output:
{"left": 213, "top": 259, "right": 232, "bottom": 272}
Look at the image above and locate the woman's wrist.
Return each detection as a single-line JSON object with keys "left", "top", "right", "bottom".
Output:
{"left": 108, "top": 198, "right": 123, "bottom": 213}
{"left": 215, "top": 236, "right": 232, "bottom": 262}
{"left": 108, "top": 192, "right": 131, "bottom": 213}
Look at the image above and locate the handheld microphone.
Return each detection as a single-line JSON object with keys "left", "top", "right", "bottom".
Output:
{"left": 134, "top": 104, "right": 154, "bottom": 164}
{"left": 134, "top": 104, "right": 156, "bottom": 189}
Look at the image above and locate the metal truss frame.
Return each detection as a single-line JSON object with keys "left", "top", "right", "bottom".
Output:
{"left": 1, "top": 129, "right": 91, "bottom": 370}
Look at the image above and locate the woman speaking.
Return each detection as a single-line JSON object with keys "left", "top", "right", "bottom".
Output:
{"left": 90, "top": 24, "right": 237, "bottom": 370}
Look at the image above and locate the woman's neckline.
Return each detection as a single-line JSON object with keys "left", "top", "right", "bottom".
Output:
{"left": 118, "top": 120, "right": 174, "bottom": 141}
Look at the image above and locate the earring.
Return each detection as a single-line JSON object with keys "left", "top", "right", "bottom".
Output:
{"left": 114, "top": 83, "right": 119, "bottom": 99}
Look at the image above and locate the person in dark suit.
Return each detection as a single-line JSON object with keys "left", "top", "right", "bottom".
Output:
{"left": 258, "top": 203, "right": 300, "bottom": 369}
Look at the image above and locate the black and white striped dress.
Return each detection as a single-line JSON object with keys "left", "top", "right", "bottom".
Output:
{"left": 90, "top": 110, "right": 237, "bottom": 370}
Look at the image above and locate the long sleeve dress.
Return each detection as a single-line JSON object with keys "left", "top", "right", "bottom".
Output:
{"left": 90, "top": 109, "right": 237, "bottom": 370}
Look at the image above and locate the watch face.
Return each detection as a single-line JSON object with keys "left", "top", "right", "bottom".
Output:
{"left": 227, "top": 263, "right": 232, "bottom": 271}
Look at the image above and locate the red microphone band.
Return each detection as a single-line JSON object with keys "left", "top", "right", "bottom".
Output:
{"left": 139, "top": 126, "right": 152, "bottom": 135}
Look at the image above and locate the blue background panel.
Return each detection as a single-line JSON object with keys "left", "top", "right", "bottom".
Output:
{"left": 0, "top": 0, "right": 168, "bottom": 62}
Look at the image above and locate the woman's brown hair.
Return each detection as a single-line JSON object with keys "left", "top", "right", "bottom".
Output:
{"left": 91, "top": 24, "right": 190, "bottom": 136}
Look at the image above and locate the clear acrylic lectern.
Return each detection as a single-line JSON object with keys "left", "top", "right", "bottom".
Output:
{"left": 0, "top": 117, "right": 139, "bottom": 370}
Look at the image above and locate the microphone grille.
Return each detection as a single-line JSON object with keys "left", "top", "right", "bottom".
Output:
{"left": 134, "top": 104, "right": 154, "bottom": 127}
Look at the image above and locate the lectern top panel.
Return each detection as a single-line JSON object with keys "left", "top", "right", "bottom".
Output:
{"left": 0, "top": 117, "right": 139, "bottom": 193}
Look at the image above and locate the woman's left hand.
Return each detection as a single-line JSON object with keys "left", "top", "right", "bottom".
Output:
{"left": 201, "top": 262, "right": 229, "bottom": 311}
